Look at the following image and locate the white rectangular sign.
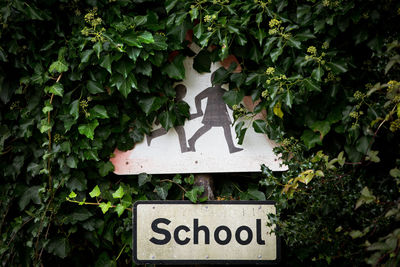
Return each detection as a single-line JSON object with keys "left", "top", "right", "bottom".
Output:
{"left": 133, "top": 201, "right": 280, "bottom": 265}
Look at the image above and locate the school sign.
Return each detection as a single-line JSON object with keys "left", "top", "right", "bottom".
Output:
{"left": 133, "top": 201, "right": 280, "bottom": 264}
{"left": 110, "top": 44, "right": 287, "bottom": 175}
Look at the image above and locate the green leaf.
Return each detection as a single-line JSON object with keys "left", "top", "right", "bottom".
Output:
{"left": 93, "top": 42, "right": 102, "bottom": 58}
{"left": 115, "top": 58, "right": 135, "bottom": 78}
{"left": 222, "top": 90, "right": 244, "bottom": 106}
{"left": 303, "top": 78, "right": 321, "bottom": 92}
{"left": 117, "top": 74, "right": 137, "bottom": 98}
{"left": 349, "top": 230, "right": 364, "bottom": 239}
{"left": 326, "top": 62, "right": 348, "bottom": 74}
{"left": 165, "top": 0, "right": 178, "bottom": 13}
{"left": 49, "top": 83, "right": 64, "bottom": 97}
{"left": 162, "top": 54, "right": 185, "bottom": 80}
{"left": 99, "top": 201, "right": 112, "bottom": 214}
{"left": 89, "top": 185, "right": 101, "bottom": 198}
{"left": 193, "top": 50, "right": 211, "bottom": 73}
{"left": 100, "top": 54, "right": 112, "bottom": 74}
{"left": 193, "top": 22, "right": 203, "bottom": 39}
{"left": 139, "top": 96, "right": 165, "bottom": 115}
{"left": 69, "top": 100, "right": 79, "bottom": 120}
{"left": 285, "top": 90, "right": 294, "bottom": 108}
{"left": 253, "top": 120, "right": 268, "bottom": 134}
{"left": 250, "top": 45, "right": 262, "bottom": 63}
{"left": 311, "top": 67, "right": 324, "bottom": 82}
{"left": 310, "top": 120, "right": 330, "bottom": 139}
{"left": 39, "top": 119, "right": 51, "bottom": 133}
{"left": 49, "top": 60, "right": 68, "bottom": 73}
{"left": 68, "top": 191, "right": 77, "bottom": 198}
{"left": 155, "top": 184, "right": 169, "bottom": 200}
{"left": 185, "top": 186, "right": 205, "bottom": 203}
{"left": 114, "top": 203, "right": 125, "bottom": 217}
{"left": 66, "top": 156, "right": 78, "bottom": 169}
{"left": 235, "top": 121, "right": 247, "bottom": 145}
{"left": 127, "top": 47, "right": 141, "bottom": 62}
{"left": 390, "top": 168, "right": 400, "bottom": 178}
{"left": 19, "top": 186, "right": 42, "bottom": 210}
{"left": 99, "top": 161, "right": 114, "bottom": 177}
{"left": 89, "top": 105, "right": 109, "bottom": 119}
{"left": 112, "top": 186, "right": 125, "bottom": 199}
{"left": 137, "top": 31, "right": 154, "bottom": 44}
{"left": 356, "top": 136, "right": 370, "bottom": 154}
{"left": 247, "top": 188, "right": 266, "bottom": 200}
{"left": 159, "top": 111, "right": 176, "bottom": 131}
{"left": 184, "top": 174, "right": 194, "bottom": 185}
{"left": 270, "top": 47, "right": 283, "bottom": 62}
{"left": 122, "top": 32, "right": 142, "bottom": 48}
{"left": 81, "top": 50, "right": 94, "bottom": 63}
{"left": 301, "top": 129, "right": 322, "bottom": 149}
{"left": 366, "top": 150, "right": 380, "bottom": 163}
{"left": 47, "top": 237, "right": 70, "bottom": 259}
{"left": 287, "top": 37, "right": 301, "bottom": 49}
{"left": 78, "top": 120, "right": 99, "bottom": 140}
{"left": 87, "top": 80, "right": 105, "bottom": 94}
{"left": 138, "top": 173, "right": 152, "bottom": 187}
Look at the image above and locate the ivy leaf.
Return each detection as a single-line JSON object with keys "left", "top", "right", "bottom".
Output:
{"left": 112, "top": 186, "right": 125, "bottom": 199}
{"left": 185, "top": 186, "right": 204, "bottom": 203}
{"left": 165, "top": 0, "right": 178, "bottom": 13}
{"left": 89, "top": 105, "right": 109, "bottom": 119}
{"left": 250, "top": 45, "right": 262, "bottom": 63}
{"left": 138, "top": 173, "right": 152, "bottom": 187}
{"left": 114, "top": 203, "right": 125, "bottom": 217}
{"left": 66, "top": 156, "right": 78, "bottom": 169}
{"left": 49, "top": 60, "right": 68, "bottom": 73}
{"left": 81, "top": 50, "right": 94, "bottom": 63}
{"left": 99, "top": 161, "right": 114, "bottom": 177}
{"left": 93, "top": 42, "right": 102, "bottom": 58}
{"left": 69, "top": 99, "right": 79, "bottom": 120}
{"left": 19, "top": 186, "right": 42, "bottom": 210}
{"left": 89, "top": 185, "right": 101, "bottom": 198}
{"left": 115, "top": 58, "right": 135, "bottom": 78}
{"left": 301, "top": 129, "right": 322, "bottom": 149}
{"left": 253, "top": 119, "right": 268, "bottom": 134}
{"left": 116, "top": 74, "right": 137, "bottom": 98}
{"left": 235, "top": 121, "right": 247, "bottom": 145}
{"left": 162, "top": 54, "right": 185, "bottom": 80}
{"left": 312, "top": 67, "right": 324, "bottom": 82}
{"left": 68, "top": 191, "right": 77, "bottom": 198}
{"left": 100, "top": 54, "right": 112, "bottom": 74}
{"left": 47, "top": 237, "right": 70, "bottom": 259}
{"left": 355, "top": 187, "right": 376, "bottom": 209}
{"left": 78, "top": 120, "right": 99, "bottom": 140}
{"left": 87, "top": 80, "right": 104, "bottom": 94}
{"left": 270, "top": 47, "right": 283, "bottom": 62}
{"left": 222, "top": 90, "right": 244, "bottom": 106}
{"left": 247, "top": 188, "right": 266, "bottom": 200}
{"left": 303, "top": 78, "right": 321, "bottom": 92}
{"left": 139, "top": 96, "right": 165, "bottom": 115}
{"left": 99, "top": 201, "right": 112, "bottom": 214}
{"left": 287, "top": 37, "right": 301, "bottom": 49}
{"left": 138, "top": 31, "right": 154, "bottom": 44}
{"left": 159, "top": 111, "right": 176, "bottom": 131}
{"left": 184, "top": 174, "right": 194, "bottom": 185}
{"left": 285, "top": 90, "right": 294, "bottom": 108}
{"left": 273, "top": 102, "right": 284, "bottom": 119}
{"left": 193, "top": 50, "right": 211, "bottom": 73}
{"left": 326, "top": 61, "right": 348, "bottom": 74}
{"left": 48, "top": 83, "right": 64, "bottom": 97}
{"left": 310, "top": 120, "right": 331, "bottom": 139}
{"left": 155, "top": 184, "right": 169, "bottom": 200}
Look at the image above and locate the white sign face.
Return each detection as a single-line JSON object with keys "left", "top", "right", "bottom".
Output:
{"left": 133, "top": 201, "right": 280, "bottom": 264}
{"left": 111, "top": 45, "right": 287, "bottom": 174}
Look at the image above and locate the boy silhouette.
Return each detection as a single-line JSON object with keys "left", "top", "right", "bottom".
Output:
{"left": 146, "top": 84, "right": 190, "bottom": 153}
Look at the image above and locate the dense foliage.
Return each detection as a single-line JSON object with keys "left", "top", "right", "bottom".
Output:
{"left": 1, "top": 0, "right": 400, "bottom": 266}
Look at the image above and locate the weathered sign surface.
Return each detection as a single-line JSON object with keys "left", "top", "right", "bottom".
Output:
{"left": 111, "top": 44, "right": 287, "bottom": 174}
{"left": 133, "top": 201, "right": 280, "bottom": 264}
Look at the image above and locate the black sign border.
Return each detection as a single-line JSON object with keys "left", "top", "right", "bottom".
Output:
{"left": 133, "top": 200, "right": 281, "bottom": 265}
